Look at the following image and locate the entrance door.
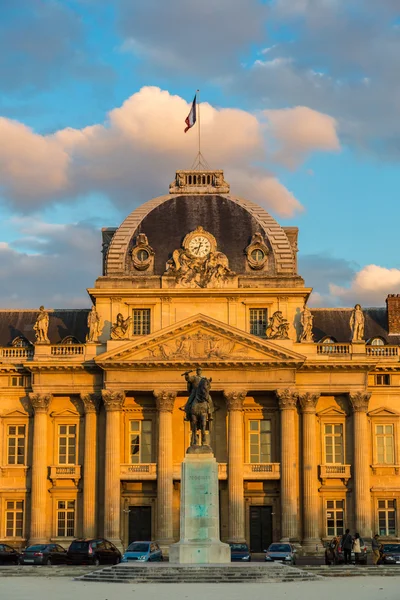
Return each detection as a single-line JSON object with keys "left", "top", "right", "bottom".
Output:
{"left": 249, "top": 506, "right": 273, "bottom": 552}
{"left": 128, "top": 506, "right": 152, "bottom": 544}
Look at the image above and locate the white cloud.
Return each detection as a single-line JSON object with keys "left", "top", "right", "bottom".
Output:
{"left": 330, "top": 264, "right": 400, "bottom": 306}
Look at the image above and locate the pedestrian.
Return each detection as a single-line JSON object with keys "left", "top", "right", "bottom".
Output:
{"left": 353, "top": 533, "right": 361, "bottom": 564}
{"left": 328, "top": 536, "right": 339, "bottom": 565}
{"left": 341, "top": 529, "right": 353, "bottom": 565}
{"left": 372, "top": 534, "right": 380, "bottom": 565}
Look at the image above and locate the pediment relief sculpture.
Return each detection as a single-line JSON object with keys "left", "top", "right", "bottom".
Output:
{"left": 145, "top": 331, "right": 250, "bottom": 361}
{"left": 131, "top": 233, "right": 154, "bottom": 272}
{"left": 164, "top": 226, "right": 236, "bottom": 288}
{"left": 266, "top": 311, "right": 290, "bottom": 340}
{"left": 111, "top": 313, "right": 132, "bottom": 340}
{"left": 245, "top": 233, "right": 269, "bottom": 270}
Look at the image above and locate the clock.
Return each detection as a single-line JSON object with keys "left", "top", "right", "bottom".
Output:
{"left": 188, "top": 235, "right": 212, "bottom": 258}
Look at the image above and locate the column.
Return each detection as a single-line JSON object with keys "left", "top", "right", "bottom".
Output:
{"left": 154, "top": 390, "right": 176, "bottom": 548}
{"left": 81, "top": 393, "right": 99, "bottom": 539}
{"left": 102, "top": 390, "right": 125, "bottom": 549}
{"left": 29, "top": 393, "right": 52, "bottom": 544}
{"left": 224, "top": 390, "right": 247, "bottom": 543}
{"left": 277, "top": 388, "right": 299, "bottom": 542}
{"left": 349, "top": 392, "right": 371, "bottom": 537}
{"left": 298, "top": 392, "right": 320, "bottom": 550}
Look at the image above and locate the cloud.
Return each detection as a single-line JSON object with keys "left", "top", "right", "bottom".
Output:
{"left": 299, "top": 253, "right": 357, "bottom": 307}
{"left": 0, "top": 87, "right": 340, "bottom": 217}
{"left": 330, "top": 264, "right": 400, "bottom": 306}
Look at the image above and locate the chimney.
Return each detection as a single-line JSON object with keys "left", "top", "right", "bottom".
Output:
{"left": 386, "top": 294, "right": 400, "bottom": 334}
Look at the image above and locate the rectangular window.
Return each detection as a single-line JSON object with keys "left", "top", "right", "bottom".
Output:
{"left": 10, "top": 376, "right": 25, "bottom": 387}
{"left": 58, "top": 425, "right": 76, "bottom": 465}
{"left": 324, "top": 424, "right": 344, "bottom": 464}
{"left": 326, "top": 500, "right": 344, "bottom": 537}
{"left": 249, "top": 309, "right": 268, "bottom": 337}
{"left": 7, "top": 425, "right": 26, "bottom": 465}
{"left": 5, "top": 500, "right": 24, "bottom": 537}
{"left": 130, "top": 420, "right": 152, "bottom": 463}
{"left": 376, "top": 425, "right": 394, "bottom": 464}
{"left": 375, "top": 374, "right": 391, "bottom": 386}
{"left": 248, "top": 420, "right": 271, "bottom": 463}
{"left": 378, "top": 500, "right": 396, "bottom": 536}
{"left": 133, "top": 309, "right": 151, "bottom": 336}
{"left": 57, "top": 500, "right": 75, "bottom": 537}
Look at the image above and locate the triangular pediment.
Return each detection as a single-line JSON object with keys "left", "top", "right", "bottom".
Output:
{"left": 317, "top": 406, "right": 347, "bottom": 417}
{"left": 96, "top": 314, "right": 306, "bottom": 368}
{"left": 49, "top": 408, "right": 79, "bottom": 418}
{"left": 368, "top": 406, "right": 400, "bottom": 417}
{"left": 1, "top": 409, "right": 29, "bottom": 418}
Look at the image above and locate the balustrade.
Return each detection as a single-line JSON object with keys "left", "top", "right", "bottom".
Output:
{"left": 317, "top": 343, "right": 351, "bottom": 355}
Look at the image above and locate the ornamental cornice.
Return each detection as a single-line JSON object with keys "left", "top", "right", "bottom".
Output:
{"left": 349, "top": 391, "right": 371, "bottom": 413}
{"left": 298, "top": 392, "right": 320, "bottom": 413}
{"left": 153, "top": 390, "right": 176, "bottom": 412}
{"left": 101, "top": 390, "right": 125, "bottom": 411}
{"left": 223, "top": 390, "right": 247, "bottom": 411}
{"left": 29, "top": 393, "right": 52, "bottom": 414}
{"left": 276, "top": 388, "right": 298, "bottom": 409}
{"left": 80, "top": 393, "right": 100, "bottom": 414}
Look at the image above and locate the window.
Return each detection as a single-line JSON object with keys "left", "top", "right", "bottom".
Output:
{"left": 56, "top": 500, "right": 75, "bottom": 537}
{"left": 376, "top": 425, "right": 394, "bottom": 464}
{"left": 378, "top": 500, "right": 396, "bottom": 536}
{"left": 10, "top": 376, "right": 25, "bottom": 387}
{"left": 5, "top": 501, "right": 23, "bottom": 537}
{"left": 7, "top": 425, "right": 26, "bottom": 465}
{"left": 249, "top": 309, "right": 267, "bottom": 337}
{"left": 58, "top": 425, "right": 76, "bottom": 465}
{"left": 326, "top": 500, "right": 344, "bottom": 537}
{"left": 248, "top": 420, "right": 271, "bottom": 463}
{"left": 375, "top": 374, "right": 391, "bottom": 386}
{"left": 371, "top": 338, "right": 385, "bottom": 346}
{"left": 130, "top": 420, "right": 152, "bottom": 463}
{"left": 324, "top": 424, "right": 344, "bottom": 464}
{"left": 133, "top": 309, "right": 151, "bottom": 336}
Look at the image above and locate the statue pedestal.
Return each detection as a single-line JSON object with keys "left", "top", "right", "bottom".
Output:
{"left": 169, "top": 451, "right": 230, "bottom": 564}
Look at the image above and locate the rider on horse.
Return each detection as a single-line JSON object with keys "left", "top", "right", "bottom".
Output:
{"left": 183, "top": 368, "right": 214, "bottom": 423}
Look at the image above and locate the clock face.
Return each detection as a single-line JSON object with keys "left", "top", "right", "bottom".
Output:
{"left": 188, "top": 235, "right": 211, "bottom": 258}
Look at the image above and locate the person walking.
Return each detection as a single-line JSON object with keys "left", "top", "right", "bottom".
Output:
{"left": 372, "top": 534, "right": 380, "bottom": 565}
{"left": 341, "top": 529, "right": 353, "bottom": 565}
{"left": 353, "top": 533, "right": 361, "bottom": 564}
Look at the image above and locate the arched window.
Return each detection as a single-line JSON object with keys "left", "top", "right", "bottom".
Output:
{"left": 60, "top": 336, "right": 81, "bottom": 345}
{"left": 370, "top": 338, "right": 385, "bottom": 346}
{"left": 11, "top": 336, "right": 31, "bottom": 347}
{"left": 207, "top": 175, "right": 211, "bottom": 184}
{"left": 321, "top": 336, "right": 337, "bottom": 344}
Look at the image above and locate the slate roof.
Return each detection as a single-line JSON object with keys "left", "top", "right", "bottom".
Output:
{"left": 311, "top": 307, "right": 400, "bottom": 344}
{"left": 0, "top": 310, "right": 90, "bottom": 346}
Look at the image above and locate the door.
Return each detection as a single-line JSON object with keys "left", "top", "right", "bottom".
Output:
{"left": 249, "top": 506, "right": 273, "bottom": 552}
{"left": 128, "top": 506, "right": 152, "bottom": 544}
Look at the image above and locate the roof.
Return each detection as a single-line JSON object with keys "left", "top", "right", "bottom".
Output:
{"left": 0, "top": 309, "right": 90, "bottom": 346}
{"left": 311, "top": 307, "right": 400, "bottom": 344}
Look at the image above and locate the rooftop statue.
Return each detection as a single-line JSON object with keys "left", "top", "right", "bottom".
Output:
{"left": 86, "top": 306, "right": 101, "bottom": 343}
{"left": 33, "top": 306, "right": 50, "bottom": 344}
{"left": 300, "top": 304, "right": 314, "bottom": 342}
{"left": 183, "top": 367, "right": 214, "bottom": 450}
{"left": 350, "top": 304, "right": 365, "bottom": 342}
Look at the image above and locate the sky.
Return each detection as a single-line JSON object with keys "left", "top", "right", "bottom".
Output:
{"left": 1, "top": 0, "right": 400, "bottom": 308}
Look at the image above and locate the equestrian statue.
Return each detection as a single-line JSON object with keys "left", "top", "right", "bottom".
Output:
{"left": 183, "top": 367, "right": 214, "bottom": 450}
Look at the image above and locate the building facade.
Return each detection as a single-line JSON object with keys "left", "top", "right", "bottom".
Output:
{"left": 0, "top": 169, "right": 399, "bottom": 553}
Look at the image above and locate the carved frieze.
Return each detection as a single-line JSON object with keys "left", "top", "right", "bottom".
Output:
{"left": 145, "top": 331, "right": 249, "bottom": 361}
{"left": 29, "top": 393, "right": 52, "bottom": 414}
{"left": 298, "top": 392, "right": 320, "bottom": 413}
{"left": 224, "top": 390, "right": 247, "bottom": 411}
{"left": 276, "top": 388, "right": 298, "bottom": 409}
{"left": 349, "top": 391, "right": 370, "bottom": 413}
{"left": 154, "top": 390, "right": 176, "bottom": 413}
{"left": 102, "top": 390, "right": 125, "bottom": 411}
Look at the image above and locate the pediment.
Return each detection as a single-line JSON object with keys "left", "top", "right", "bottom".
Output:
{"left": 368, "top": 407, "right": 400, "bottom": 418}
{"left": 1, "top": 409, "right": 29, "bottom": 418}
{"left": 49, "top": 408, "right": 79, "bottom": 418}
{"left": 317, "top": 406, "right": 347, "bottom": 417}
{"left": 96, "top": 314, "right": 306, "bottom": 368}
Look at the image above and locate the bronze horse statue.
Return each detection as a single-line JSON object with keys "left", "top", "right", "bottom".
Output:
{"left": 189, "top": 376, "right": 212, "bottom": 447}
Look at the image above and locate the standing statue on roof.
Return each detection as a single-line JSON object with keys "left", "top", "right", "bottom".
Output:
{"left": 300, "top": 304, "right": 314, "bottom": 342}
{"left": 33, "top": 306, "right": 50, "bottom": 344}
{"left": 86, "top": 306, "right": 101, "bottom": 343}
{"left": 350, "top": 304, "right": 365, "bottom": 342}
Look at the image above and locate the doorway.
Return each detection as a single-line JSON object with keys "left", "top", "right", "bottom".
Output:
{"left": 128, "top": 506, "right": 152, "bottom": 544}
{"left": 249, "top": 506, "right": 273, "bottom": 552}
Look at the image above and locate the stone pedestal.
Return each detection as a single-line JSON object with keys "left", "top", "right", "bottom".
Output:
{"left": 169, "top": 452, "right": 230, "bottom": 563}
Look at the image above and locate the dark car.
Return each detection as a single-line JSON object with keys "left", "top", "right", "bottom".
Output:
{"left": 265, "top": 543, "right": 296, "bottom": 565}
{"left": 122, "top": 541, "right": 163, "bottom": 562}
{"left": 229, "top": 543, "right": 251, "bottom": 562}
{"left": 19, "top": 544, "right": 68, "bottom": 565}
{"left": 67, "top": 538, "right": 121, "bottom": 566}
{"left": 0, "top": 544, "right": 20, "bottom": 565}
{"left": 380, "top": 543, "right": 400, "bottom": 565}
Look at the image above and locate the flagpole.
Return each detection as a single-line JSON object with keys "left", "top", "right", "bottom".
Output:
{"left": 197, "top": 89, "right": 201, "bottom": 160}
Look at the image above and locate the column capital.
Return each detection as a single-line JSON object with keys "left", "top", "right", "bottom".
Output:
{"left": 153, "top": 390, "right": 176, "bottom": 412}
{"left": 349, "top": 391, "right": 371, "bottom": 413}
{"left": 276, "top": 388, "right": 298, "bottom": 410}
{"left": 80, "top": 393, "right": 100, "bottom": 414}
{"left": 298, "top": 392, "right": 320, "bottom": 413}
{"left": 101, "top": 390, "right": 125, "bottom": 411}
{"left": 223, "top": 390, "right": 247, "bottom": 411}
{"left": 29, "top": 393, "right": 52, "bottom": 414}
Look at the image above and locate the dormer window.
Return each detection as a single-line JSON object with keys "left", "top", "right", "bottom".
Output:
{"left": 321, "top": 337, "right": 337, "bottom": 344}
{"left": 370, "top": 338, "right": 385, "bottom": 346}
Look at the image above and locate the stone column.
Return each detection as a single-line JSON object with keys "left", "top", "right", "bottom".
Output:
{"left": 224, "top": 390, "right": 247, "bottom": 543}
{"left": 277, "top": 388, "right": 299, "bottom": 542}
{"left": 29, "top": 393, "right": 52, "bottom": 544}
{"left": 102, "top": 390, "right": 125, "bottom": 549}
{"left": 349, "top": 392, "right": 371, "bottom": 537}
{"left": 298, "top": 392, "right": 320, "bottom": 550}
{"left": 154, "top": 390, "right": 176, "bottom": 548}
{"left": 81, "top": 393, "right": 100, "bottom": 539}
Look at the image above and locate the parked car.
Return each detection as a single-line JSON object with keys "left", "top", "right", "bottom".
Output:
{"left": 229, "top": 543, "right": 251, "bottom": 562}
{"left": 19, "top": 544, "right": 68, "bottom": 565}
{"left": 379, "top": 543, "right": 400, "bottom": 565}
{"left": 0, "top": 544, "right": 20, "bottom": 565}
{"left": 67, "top": 538, "right": 121, "bottom": 566}
{"left": 325, "top": 538, "right": 368, "bottom": 565}
{"left": 264, "top": 543, "right": 296, "bottom": 565}
{"left": 122, "top": 541, "right": 163, "bottom": 562}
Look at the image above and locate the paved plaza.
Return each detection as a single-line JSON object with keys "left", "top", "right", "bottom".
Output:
{"left": 0, "top": 575, "right": 399, "bottom": 600}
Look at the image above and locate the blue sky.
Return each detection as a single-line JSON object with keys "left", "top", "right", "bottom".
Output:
{"left": 1, "top": 0, "right": 400, "bottom": 308}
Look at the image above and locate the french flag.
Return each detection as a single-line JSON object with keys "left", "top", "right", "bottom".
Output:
{"left": 184, "top": 95, "right": 197, "bottom": 133}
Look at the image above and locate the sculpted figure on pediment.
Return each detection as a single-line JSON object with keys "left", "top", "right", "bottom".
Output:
{"left": 111, "top": 313, "right": 132, "bottom": 340}
{"left": 266, "top": 311, "right": 290, "bottom": 340}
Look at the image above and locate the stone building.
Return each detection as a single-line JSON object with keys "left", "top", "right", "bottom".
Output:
{"left": 0, "top": 169, "right": 399, "bottom": 553}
